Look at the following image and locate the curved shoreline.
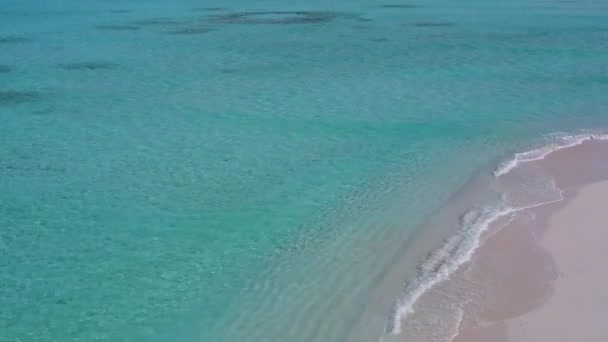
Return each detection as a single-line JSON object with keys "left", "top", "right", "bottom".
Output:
{"left": 384, "top": 132, "right": 608, "bottom": 341}
{"left": 493, "top": 132, "right": 608, "bottom": 177}
{"left": 453, "top": 161, "right": 608, "bottom": 340}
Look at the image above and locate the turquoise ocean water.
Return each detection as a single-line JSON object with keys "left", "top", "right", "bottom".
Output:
{"left": 2, "top": 0, "right": 608, "bottom": 341}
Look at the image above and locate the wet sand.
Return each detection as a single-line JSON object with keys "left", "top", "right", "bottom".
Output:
{"left": 452, "top": 140, "right": 608, "bottom": 341}
{"left": 507, "top": 180, "right": 608, "bottom": 341}
{"left": 362, "top": 138, "right": 608, "bottom": 342}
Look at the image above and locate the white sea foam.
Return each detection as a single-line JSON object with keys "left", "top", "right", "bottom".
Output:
{"left": 386, "top": 132, "right": 591, "bottom": 335}
{"left": 493, "top": 132, "right": 608, "bottom": 177}
{"left": 388, "top": 205, "right": 514, "bottom": 334}
{"left": 389, "top": 192, "right": 565, "bottom": 334}
{"left": 448, "top": 308, "right": 465, "bottom": 342}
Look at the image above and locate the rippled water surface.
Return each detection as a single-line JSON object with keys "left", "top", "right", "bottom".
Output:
{"left": 1, "top": 0, "right": 608, "bottom": 341}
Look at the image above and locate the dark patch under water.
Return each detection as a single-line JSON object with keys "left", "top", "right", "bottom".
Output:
{"left": 485, "top": 31, "right": 551, "bottom": 41}
{"left": 109, "top": 9, "right": 132, "bottom": 14}
{"left": 133, "top": 17, "right": 187, "bottom": 26}
{"left": 0, "top": 66, "right": 11, "bottom": 73}
{"left": 411, "top": 22, "right": 456, "bottom": 27}
{"left": 0, "top": 91, "right": 43, "bottom": 106}
{"left": 0, "top": 163, "right": 65, "bottom": 173}
{"left": 166, "top": 27, "right": 216, "bottom": 35}
{"left": 209, "top": 11, "right": 340, "bottom": 25}
{"left": 219, "top": 68, "right": 238, "bottom": 74}
{"left": 192, "top": 7, "right": 228, "bottom": 12}
{"left": 370, "top": 37, "right": 389, "bottom": 42}
{"left": 59, "top": 62, "right": 119, "bottom": 70}
{"left": 1, "top": 9, "right": 72, "bottom": 17}
{"left": 0, "top": 36, "right": 32, "bottom": 44}
{"left": 32, "top": 106, "right": 55, "bottom": 115}
{"left": 95, "top": 24, "right": 141, "bottom": 31}
{"left": 379, "top": 4, "right": 422, "bottom": 8}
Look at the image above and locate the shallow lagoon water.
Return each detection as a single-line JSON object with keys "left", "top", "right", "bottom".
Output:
{"left": 1, "top": 0, "right": 608, "bottom": 341}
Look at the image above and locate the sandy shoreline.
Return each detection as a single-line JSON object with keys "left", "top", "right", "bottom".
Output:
{"left": 451, "top": 140, "right": 608, "bottom": 342}
{"left": 507, "top": 180, "right": 608, "bottom": 341}
{"left": 358, "top": 137, "right": 608, "bottom": 342}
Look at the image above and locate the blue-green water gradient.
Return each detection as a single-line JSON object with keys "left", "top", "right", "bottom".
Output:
{"left": 1, "top": 0, "right": 608, "bottom": 340}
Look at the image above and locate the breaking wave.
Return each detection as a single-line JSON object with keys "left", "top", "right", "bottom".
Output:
{"left": 384, "top": 131, "right": 607, "bottom": 335}
{"left": 493, "top": 132, "right": 608, "bottom": 177}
